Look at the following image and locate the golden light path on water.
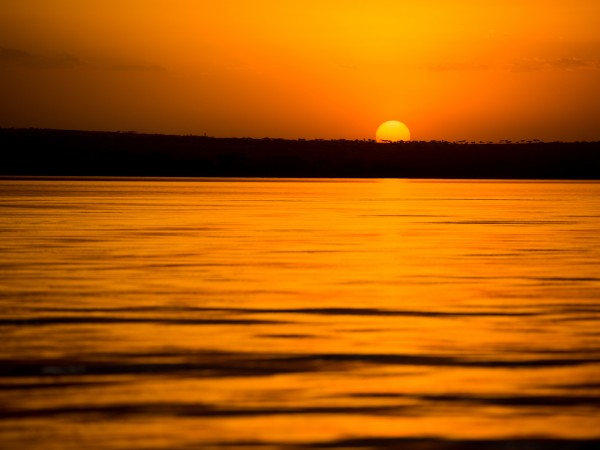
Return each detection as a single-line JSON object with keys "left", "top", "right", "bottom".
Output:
{"left": 0, "top": 178, "right": 599, "bottom": 449}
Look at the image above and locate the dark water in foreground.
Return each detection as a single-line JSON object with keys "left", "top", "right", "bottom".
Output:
{"left": 1, "top": 178, "right": 599, "bottom": 449}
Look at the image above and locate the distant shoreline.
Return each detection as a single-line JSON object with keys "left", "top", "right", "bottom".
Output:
{"left": 1, "top": 128, "right": 599, "bottom": 179}
{"left": 2, "top": 176, "right": 599, "bottom": 184}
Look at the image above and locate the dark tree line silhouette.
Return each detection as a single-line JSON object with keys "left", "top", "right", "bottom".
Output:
{"left": 1, "top": 128, "right": 599, "bottom": 179}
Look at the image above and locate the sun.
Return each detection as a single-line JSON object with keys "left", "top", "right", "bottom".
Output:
{"left": 376, "top": 121, "right": 411, "bottom": 143}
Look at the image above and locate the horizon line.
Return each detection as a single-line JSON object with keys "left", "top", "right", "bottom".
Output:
{"left": 1, "top": 126, "right": 599, "bottom": 144}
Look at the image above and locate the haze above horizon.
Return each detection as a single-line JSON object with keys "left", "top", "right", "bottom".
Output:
{"left": 1, "top": 1, "right": 600, "bottom": 142}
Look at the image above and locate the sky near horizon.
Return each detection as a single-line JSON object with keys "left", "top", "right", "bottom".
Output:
{"left": 1, "top": 1, "right": 600, "bottom": 141}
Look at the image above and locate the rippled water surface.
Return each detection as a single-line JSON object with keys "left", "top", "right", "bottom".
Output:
{"left": 1, "top": 178, "right": 600, "bottom": 449}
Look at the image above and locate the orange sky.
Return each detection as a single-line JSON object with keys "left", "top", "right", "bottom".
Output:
{"left": 1, "top": 0, "right": 599, "bottom": 141}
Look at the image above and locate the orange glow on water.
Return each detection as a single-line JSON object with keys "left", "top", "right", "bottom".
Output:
{"left": 1, "top": 179, "right": 600, "bottom": 448}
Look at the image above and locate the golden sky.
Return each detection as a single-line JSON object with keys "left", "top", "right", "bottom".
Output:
{"left": 1, "top": 0, "right": 599, "bottom": 141}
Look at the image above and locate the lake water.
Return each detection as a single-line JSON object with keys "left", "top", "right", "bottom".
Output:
{"left": 1, "top": 178, "right": 599, "bottom": 450}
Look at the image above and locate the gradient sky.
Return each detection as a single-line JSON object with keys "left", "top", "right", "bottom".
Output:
{"left": 1, "top": 0, "right": 600, "bottom": 141}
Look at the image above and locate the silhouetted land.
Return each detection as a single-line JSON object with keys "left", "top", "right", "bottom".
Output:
{"left": 1, "top": 128, "right": 599, "bottom": 179}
